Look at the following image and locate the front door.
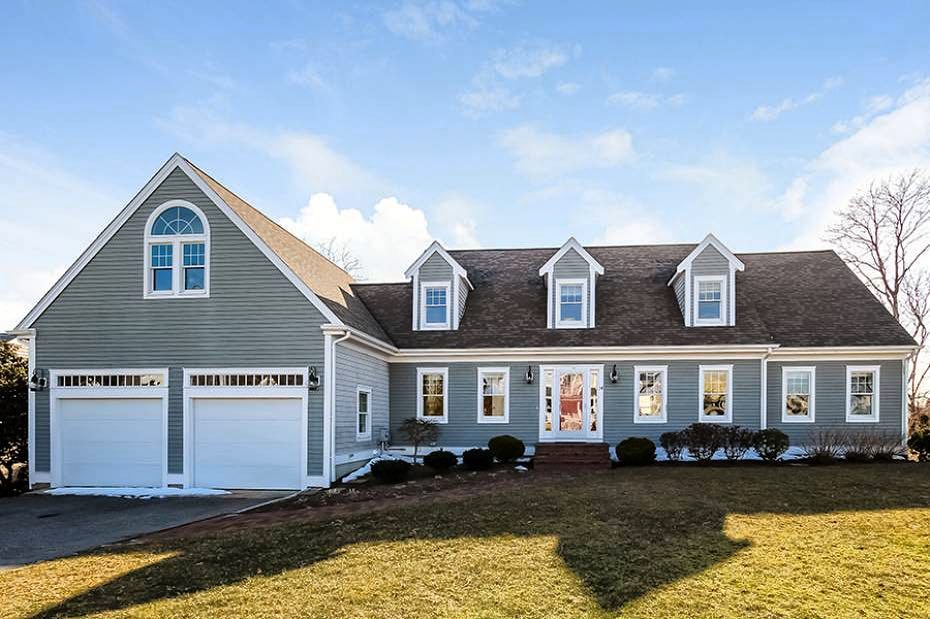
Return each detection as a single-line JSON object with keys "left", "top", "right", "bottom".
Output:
{"left": 542, "top": 366, "right": 603, "bottom": 442}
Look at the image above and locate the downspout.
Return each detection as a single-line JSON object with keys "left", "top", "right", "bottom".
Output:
{"left": 328, "top": 330, "right": 351, "bottom": 485}
{"left": 760, "top": 345, "right": 775, "bottom": 430}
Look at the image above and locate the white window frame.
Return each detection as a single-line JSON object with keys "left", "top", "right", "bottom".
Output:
{"left": 556, "top": 278, "right": 588, "bottom": 328}
{"left": 781, "top": 366, "right": 816, "bottom": 423}
{"left": 693, "top": 275, "right": 726, "bottom": 326}
{"left": 356, "top": 385, "right": 372, "bottom": 441}
{"left": 634, "top": 365, "right": 668, "bottom": 424}
{"left": 477, "top": 367, "right": 510, "bottom": 424}
{"left": 698, "top": 364, "right": 733, "bottom": 423}
{"left": 143, "top": 200, "right": 211, "bottom": 299}
{"left": 419, "top": 281, "right": 451, "bottom": 330}
{"left": 416, "top": 367, "right": 449, "bottom": 423}
{"left": 846, "top": 365, "right": 880, "bottom": 423}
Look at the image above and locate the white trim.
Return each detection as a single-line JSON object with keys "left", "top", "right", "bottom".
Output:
{"left": 411, "top": 272, "right": 419, "bottom": 330}
{"left": 452, "top": 276, "right": 460, "bottom": 330}
{"left": 771, "top": 347, "right": 915, "bottom": 361}
{"left": 416, "top": 367, "right": 449, "bottom": 423}
{"left": 404, "top": 240, "right": 472, "bottom": 286}
{"left": 589, "top": 265, "right": 597, "bottom": 327}
{"left": 476, "top": 366, "right": 510, "bottom": 424}
{"left": 673, "top": 233, "right": 746, "bottom": 276}
{"left": 633, "top": 365, "right": 668, "bottom": 424}
{"left": 49, "top": 368, "right": 170, "bottom": 488}
{"left": 684, "top": 271, "right": 692, "bottom": 327}
{"left": 538, "top": 237, "right": 605, "bottom": 276}
{"left": 728, "top": 264, "right": 736, "bottom": 325}
{"left": 183, "top": 366, "right": 310, "bottom": 489}
{"left": 693, "top": 275, "right": 727, "bottom": 327}
{"left": 556, "top": 278, "right": 589, "bottom": 329}
{"left": 846, "top": 365, "right": 881, "bottom": 423}
{"left": 326, "top": 332, "right": 350, "bottom": 486}
{"left": 545, "top": 273, "right": 552, "bottom": 329}
{"left": 698, "top": 364, "right": 733, "bottom": 423}
{"left": 781, "top": 366, "right": 816, "bottom": 423}
{"left": 16, "top": 154, "right": 346, "bottom": 330}
{"left": 356, "top": 385, "right": 372, "bottom": 441}
{"left": 902, "top": 357, "right": 910, "bottom": 441}
{"left": 143, "top": 200, "right": 211, "bottom": 299}
{"left": 419, "top": 281, "right": 452, "bottom": 330}
{"left": 537, "top": 364, "right": 604, "bottom": 442}
{"left": 23, "top": 330, "right": 36, "bottom": 487}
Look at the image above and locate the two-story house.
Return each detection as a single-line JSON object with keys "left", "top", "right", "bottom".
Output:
{"left": 12, "top": 154, "right": 918, "bottom": 489}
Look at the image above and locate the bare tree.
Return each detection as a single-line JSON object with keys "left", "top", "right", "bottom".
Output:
{"left": 313, "top": 237, "right": 366, "bottom": 280}
{"left": 825, "top": 170, "right": 930, "bottom": 416}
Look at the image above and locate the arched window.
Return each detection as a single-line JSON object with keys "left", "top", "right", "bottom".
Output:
{"left": 144, "top": 201, "right": 210, "bottom": 298}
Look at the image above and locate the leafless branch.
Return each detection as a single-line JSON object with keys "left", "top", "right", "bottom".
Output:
{"left": 313, "top": 237, "right": 366, "bottom": 281}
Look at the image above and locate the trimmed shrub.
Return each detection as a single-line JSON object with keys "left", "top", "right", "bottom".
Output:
{"left": 462, "top": 448, "right": 494, "bottom": 471}
{"left": 843, "top": 432, "right": 877, "bottom": 463}
{"left": 616, "top": 437, "right": 657, "bottom": 465}
{"left": 722, "top": 426, "right": 757, "bottom": 461}
{"left": 423, "top": 450, "right": 457, "bottom": 471}
{"left": 753, "top": 428, "right": 789, "bottom": 462}
{"left": 682, "top": 423, "right": 724, "bottom": 462}
{"left": 488, "top": 435, "right": 526, "bottom": 463}
{"left": 660, "top": 431, "right": 685, "bottom": 461}
{"left": 800, "top": 430, "right": 846, "bottom": 465}
{"left": 370, "top": 459, "right": 412, "bottom": 483}
{"left": 872, "top": 432, "right": 907, "bottom": 462}
{"left": 908, "top": 429, "right": 930, "bottom": 462}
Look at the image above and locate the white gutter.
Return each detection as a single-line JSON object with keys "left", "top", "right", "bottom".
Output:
{"left": 760, "top": 345, "right": 776, "bottom": 430}
{"left": 326, "top": 329, "right": 351, "bottom": 485}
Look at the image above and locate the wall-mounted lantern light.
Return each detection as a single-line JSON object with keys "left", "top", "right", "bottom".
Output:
{"left": 307, "top": 366, "right": 320, "bottom": 390}
{"left": 609, "top": 364, "right": 619, "bottom": 384}
{"left": 29, "top": 368, "right": 49, "bottom": 392}
{"left": 525, "top": 365, "right": 535, "bottom": 384}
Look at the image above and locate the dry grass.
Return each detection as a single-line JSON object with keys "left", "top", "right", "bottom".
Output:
{"left": 4, "top": 464, "right": 930, "bottom": 618}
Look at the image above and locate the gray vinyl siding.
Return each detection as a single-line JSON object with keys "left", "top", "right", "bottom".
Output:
{"left": 766, "top": 359, "right": 904, "bottom": 444}
{"left": 673, "top": 275, "right": 686, "bottom": 320}
{"left": 414, "top": 253, "right": 454, "bottom": 330}
{"left": 457, "top": 275, "right": 469, "bottom": 325}
{"left": 32, "top": 168, "right": 327, "bottom": 477}
{"left": 551, "top": 248, "right": 592, "bottom": 326}
{"left": 690, "top": 245, "right": 731, "bottom": 325}
{"left": 333, "top": 344, "right": 390, "bottom": 460}
{"left": 389, "top": 360, "right": 762, "bottom": 448}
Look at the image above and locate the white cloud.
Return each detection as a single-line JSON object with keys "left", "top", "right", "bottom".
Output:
{"left": 606, "top": 90, "right": 687, "bottom": 110}
{"left": 383, "top": 0, "right": 480, "bottom": 43}
{"left": 556, "top": 82, "right": 580, "bottom": 96}
{"left": 650, "top": 67, "right": 676, "bottom": 82}
{"left": 499, "top": 125, "right": 635, "bottom": 176}
{"left": 582, "top": 190, "right": 670, "bottom": 245}
{"left": 433, "top": 194, "right": 483, "bottom": 248}
{"left": 831, "top": 94, "right": 895, "bottom": 134}
{"left": 279, "top": 193, "right": 435, "bottom": 281}
{"left": 491, "top": 44, "right": 567, "bottom": 79}
{"left": 657, "top": 151, "right": 773, "bottom": 212}
{"left": 460, "top": 84, "right": 520, "bottom": 117}
{"left": 287, "top": 63, "right": 329, "bottom": 91}
{"left": 780, "top": 77, "right": 930, "bottom": 248}
{"left": 751, "top": 76, "right": 844, "bottom": 122}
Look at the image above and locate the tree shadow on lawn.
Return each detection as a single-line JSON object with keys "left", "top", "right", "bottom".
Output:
{"left": 30, "top": 464, "right": 930, "bottom": 618}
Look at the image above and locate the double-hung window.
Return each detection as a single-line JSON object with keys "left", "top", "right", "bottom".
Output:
{"left": 782, "top": 367, "right": 815, "bottom": 423}
{"left": 417, "top": 367, "right": 448, "bottom": 423}
{"left": 356, "top": 386, "right": 372, "bottom": 440}
{"left": 556, "top": 279, "right": 587, "bottom": 328}
{"left": 477, "top": 367, "right": 509, "bottom": 423}
{"left": 635, "top": 366, "right": 668, "bottom": 423}
{"left": 420, "top": 282, "right": 450, "bottom": 329}
{"left": 846, "top": 366, "right": 880, "bottom": 422}
{"left": 699, "top": 365, "right": 732, "bottom": 422}
{"left": 144, "top": 201, "right": 210, "bottom": 298}
{"left": 694, "top": 276, "right": 726, "bottom": 326}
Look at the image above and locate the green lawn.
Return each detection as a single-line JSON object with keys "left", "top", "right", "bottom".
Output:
{"left": 6, "top": 464, "right": 930, "bottom": 619}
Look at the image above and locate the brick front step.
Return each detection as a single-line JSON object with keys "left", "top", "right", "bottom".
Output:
{"left": 533, "top": 442, "right": 612, "bottom": 470}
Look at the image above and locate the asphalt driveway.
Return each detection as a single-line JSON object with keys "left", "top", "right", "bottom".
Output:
{"left": 0, "top": 490, "right": 291, "bottom": 569}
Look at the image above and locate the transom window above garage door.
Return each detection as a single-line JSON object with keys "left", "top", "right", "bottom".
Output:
{"left": 54, "top": 371, "right": 167, "bottom": 388}
{"left": 188, "top": 372, "right": 305, "bottom": 388}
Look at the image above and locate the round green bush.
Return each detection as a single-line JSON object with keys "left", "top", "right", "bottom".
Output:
{"left": 423, "top": 450, "right": 457, "bottom": 471}
{"left": 370, "top": 459, "right": 412, "bottom": 483}
{"left": 488, "top": 435, "right": 526, "bottom": 462}
{"left": 908, "top": 429, "right": 930, "bottom": 462}
{"left": 462, "top": 448, "right": 494, "bottom": 470}
{"left": 616, "top": 437, "right": 656, "bottom": 465}
{"left": 753, "top": 428, "right": 790, "bottom": 462}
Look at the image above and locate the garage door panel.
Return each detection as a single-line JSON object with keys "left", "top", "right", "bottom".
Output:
{"left": 59, "top": 398, "right": 164, "bottom": 487}
{"left": 192, "top": 397, "right": 302, "bottom": 490}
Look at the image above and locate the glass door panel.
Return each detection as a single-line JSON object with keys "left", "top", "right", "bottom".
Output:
{"left": 557, "top": 371, "right": 585, "bottom": 434}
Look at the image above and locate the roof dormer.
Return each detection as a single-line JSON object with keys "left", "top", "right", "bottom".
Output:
{"left": 539, "top": 237, "right": 605, "bottom": 329}
{"left": 404, "top": 241, "right": 472, "bottom": 331}
{"left": 668, "top": 233, "right": 745, "bottom": 327}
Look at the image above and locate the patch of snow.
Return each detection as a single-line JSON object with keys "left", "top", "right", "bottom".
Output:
{"left": 514, "top": 465, "right": 528, "bottom": 472}
{"left": 655, "top": 446, "right": 807, "bottom": 462}
{"left": 46, "top": 487, "right": 229, "bottom": 499}
{"left": 341, "top": 453, "right": 418, "bottom": 483}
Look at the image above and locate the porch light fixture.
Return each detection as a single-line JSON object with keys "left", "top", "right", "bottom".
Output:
{"left": 29, "top": 368, "right": 49, "bottom": 392}
{"left": 307, "top": 366, "right": 320, "bottom": 390}
{"left": 610, "top": 364, "right": 619, "bottom": 383}
{"left": 525, "top": 365, "right": 534, "bottom": 384}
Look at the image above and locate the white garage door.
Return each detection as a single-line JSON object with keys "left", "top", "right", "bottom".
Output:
{"left": 59, "top": 398, "right": 164, "bottom": 487}
{"left": 192, "top": 398, "right": 303, "bottom": 490}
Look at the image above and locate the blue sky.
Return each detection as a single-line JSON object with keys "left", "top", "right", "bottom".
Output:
{"left": 2, "top": 0, "right": 930, "bottom": 328}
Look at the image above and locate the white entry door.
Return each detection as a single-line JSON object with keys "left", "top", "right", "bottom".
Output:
{"left": 191, "top": 397, "right": 303, "bottom": 490}
{"left": 541, "top": 365, "right": 604, "bottom": 442}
